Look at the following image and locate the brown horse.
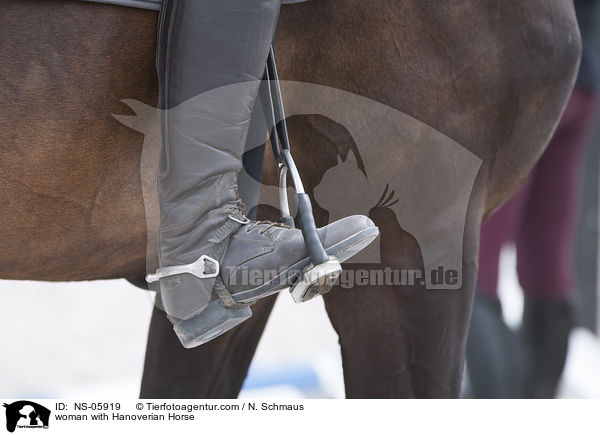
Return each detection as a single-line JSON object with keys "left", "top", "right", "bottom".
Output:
{"left": 0, "top": 0, "right": 580, "bottom": 398}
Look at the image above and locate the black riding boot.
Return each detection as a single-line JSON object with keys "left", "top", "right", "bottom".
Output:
{"left": 521, "top": 296, "right": 573, "bottom": 398}
{"left": 151, "top": 0, "right": 378, "bottom": 348}
{"left": 465, "top": 291, "right": 526, "bottom": 398}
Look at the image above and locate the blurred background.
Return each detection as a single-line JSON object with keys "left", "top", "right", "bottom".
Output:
{"left": 3, "top": 0, "right": 600, "bottom": 400}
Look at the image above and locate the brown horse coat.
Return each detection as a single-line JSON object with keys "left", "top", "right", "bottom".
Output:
{"left": 0, "top": 0, "right": 580, "bottom": 397}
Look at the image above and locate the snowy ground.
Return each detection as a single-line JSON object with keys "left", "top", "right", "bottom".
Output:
{"left": 0, "top": 246, "right": 599, "bottom": 399}
{"left": 0, "top": 277, "right": 344, "bottom": 399}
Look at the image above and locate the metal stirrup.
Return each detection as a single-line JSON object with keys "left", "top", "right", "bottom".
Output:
{"left": 263, "top": 45, "right": 330, "bottom": 266}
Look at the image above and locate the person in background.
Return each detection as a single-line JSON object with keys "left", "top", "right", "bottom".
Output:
{"left": 466, "top": 0, "right": 600, "bottom": 398}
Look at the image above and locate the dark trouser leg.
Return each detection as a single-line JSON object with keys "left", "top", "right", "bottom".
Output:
{"left": 516, "top": 89, "right": 598, "bottom": 398}
{"left": 466, "top": 178, "right": 531, "bottom": 398}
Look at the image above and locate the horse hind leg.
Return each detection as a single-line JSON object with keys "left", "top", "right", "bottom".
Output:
{"left": 140, "top": 296, "right": 277, "bottom": 398}
{"left": 275, "top": 0, "right": 579, "bottom": 398}
{"left": 323, "top": 207, "right": 427, "bottom": 397}
{"left": 320, "top": 202, "right": 482, "bottom": 398}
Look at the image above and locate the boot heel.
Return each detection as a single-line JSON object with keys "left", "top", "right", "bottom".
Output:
{"left": 290, "top": 257, "right": 342, "bottom": 303}
{"left": 173, "top": 299, "right": 252, "bottom": 348}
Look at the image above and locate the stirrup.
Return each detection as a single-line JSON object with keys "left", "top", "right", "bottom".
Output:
{"left": 263, "top": 46, "right": 343, "bottom": 302}
{"left": 290, "top": 256, "right": 342, "bottom": 303}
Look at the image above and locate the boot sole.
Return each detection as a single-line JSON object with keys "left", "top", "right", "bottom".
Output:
{"left": 173, "top": 298, "right": 252, "bottom": 349}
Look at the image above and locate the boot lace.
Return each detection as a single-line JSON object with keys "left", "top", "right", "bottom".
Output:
{"left": 246, "top": 220, "right": 290, "bottom": 234}
{"left": 225, "top": 188, "right": 290, "bottom": 234}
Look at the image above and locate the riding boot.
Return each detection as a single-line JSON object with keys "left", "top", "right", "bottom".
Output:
{"left": 153, "top": 0, "right": 379, "bottom": 348}
{"left": 521, "top": 296, "right": 573, "bottom": 398}
{"left": 465, "top": 291, "right": 526, "bottom": 398}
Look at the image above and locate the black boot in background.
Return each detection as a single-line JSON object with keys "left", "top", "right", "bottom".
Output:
{"left": 465, "top": 291, "right": 526, "bottom": 398}
{"left": 521, "top": 297, "right": 573, "bottom": 398}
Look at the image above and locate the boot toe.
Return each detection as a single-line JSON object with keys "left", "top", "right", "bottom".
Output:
{"left": 319, "top": 215, "right": 379, "bottom": 263}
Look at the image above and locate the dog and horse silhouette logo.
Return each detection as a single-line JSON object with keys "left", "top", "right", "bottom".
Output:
{"left": 3, "top": 402, "right": 50, "bottom": 432}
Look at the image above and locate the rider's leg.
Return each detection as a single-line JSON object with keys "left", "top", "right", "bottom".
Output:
{"left": 516, "top": 88, "right": 597, "bottom": 398}
{"left": 465, "top": 187, "right": 530, "bottom": 398}
{"left": 153, "top": 0, "right": 378, "bottom": 348}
